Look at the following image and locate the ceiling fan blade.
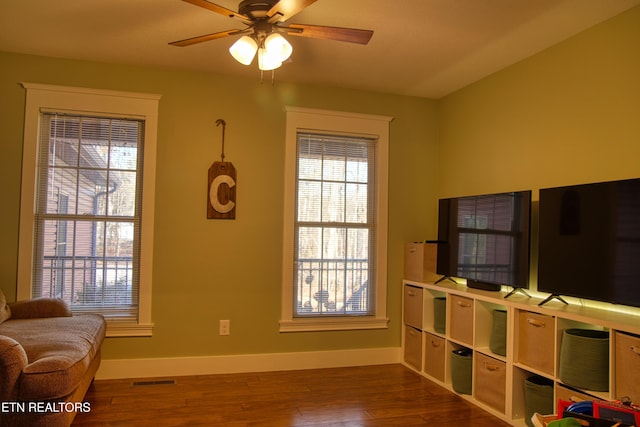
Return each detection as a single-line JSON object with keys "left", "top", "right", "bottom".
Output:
{"left": 286, "top": 24, "right": 373, "bottom": 45}
{"left": 181, "top": 0, "right": 252, "bottom": 23}
{"left": 267, "top": 0, "right": 318, "bottom": 23}
{"left": 169, "top": 29, "right": 243, "bottom": 47}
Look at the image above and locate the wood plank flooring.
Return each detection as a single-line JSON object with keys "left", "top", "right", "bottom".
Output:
{"left": 72, "top": 364, "right": 511, "bottom": 426}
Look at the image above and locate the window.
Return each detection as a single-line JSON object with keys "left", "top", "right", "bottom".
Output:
{"left": 18, "top": 83, "right": 160, "bottom": 336}
{"left": 280, "top": 107, "right": 392, "bottom": 332}
{"left": 295, "top": 133, "right": 375, "bottom": 315}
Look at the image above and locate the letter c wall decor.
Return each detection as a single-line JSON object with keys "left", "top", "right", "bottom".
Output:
{"left": 207, "top": 119, "right": 237, "bottom": 219}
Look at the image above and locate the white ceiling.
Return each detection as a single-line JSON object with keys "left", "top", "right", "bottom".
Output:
{"left": 1, "top": 0, "right": 639, "bottom": 98}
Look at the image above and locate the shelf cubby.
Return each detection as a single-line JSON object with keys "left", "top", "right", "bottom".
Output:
{"left": 515, "top": 309, "right": 556, "bottom": 377}
{"left": 424, "top": 331, "right": 446, "bottom": 382}
{"left": 475, "top": 300, "right": 509, "bottom": 359}
{"left": 419, "top": 287, "right": 446, "bottom": 334}
{"left": 449, "top": 294, "right": 474, "bottom": 346}
{"left": 474, "top": 352, "right": 507, "bottom": 414}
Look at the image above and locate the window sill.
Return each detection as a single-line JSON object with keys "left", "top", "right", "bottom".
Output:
{"left": 279, "top": 316, "right": 389, "bottom": 332}
{"left": 105, "top": 320, "right": 154, "bottom": 337}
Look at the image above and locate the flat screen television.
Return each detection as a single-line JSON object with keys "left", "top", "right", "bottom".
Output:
{"left": 538, "top": 178, "right": 640, "bottom": 307}
{"left": 436, "top": 190, "right": 532, "bottom": 292}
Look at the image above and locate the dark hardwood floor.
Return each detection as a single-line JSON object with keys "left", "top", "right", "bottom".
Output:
{"left": 72, "top": 364, "right": 511, "bottom": 426}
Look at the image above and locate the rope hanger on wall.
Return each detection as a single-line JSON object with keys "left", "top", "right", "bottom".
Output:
{"left": 207, "top": 118, "right": 237, "bottom": 220}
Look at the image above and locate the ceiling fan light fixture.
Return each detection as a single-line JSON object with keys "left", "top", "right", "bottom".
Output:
{"left": 264, "top": 32, "right": 293, "bottom": 62}
{"left": 257, "top": 47, "right": 282, "bottom": 71}
{"left": 229, "top": 35, "right": 258, "bottom": 65}
{"left": 172, "top": 0, "right": 374, "bottom": 77}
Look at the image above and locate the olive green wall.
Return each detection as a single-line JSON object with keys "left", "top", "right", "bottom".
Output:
{"left": 437, "top": 5, "right": 640, "bottom": 300}
{"left": 437, "top": 6, "right": 640, "bottom": 199}
{"left": 0, "top": 51, "right": 438, "bottom": 359}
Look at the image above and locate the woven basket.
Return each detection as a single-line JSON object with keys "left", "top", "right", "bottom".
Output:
{"left": 524, "top": 375, "right": 554, "bottom": 427}
{"left": 559, "top": 329, "right": 609, "bottom": 391}
{"left": 451, "top": 349, "right": 473, "bottom": 395}
{"left": 490, "top": 309, "right": 507, "bottom": 356}
{"left": 433, "top": 297, "right": 446, "bottom": 334}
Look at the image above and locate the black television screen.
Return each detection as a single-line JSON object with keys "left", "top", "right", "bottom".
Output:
{"left": 436, "top": 190, "right": 532, "bottom": 291}
{"left": 538, "top": 178, "right": 640, "bottom": 307}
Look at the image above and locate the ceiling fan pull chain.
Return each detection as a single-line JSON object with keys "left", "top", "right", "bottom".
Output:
{"left": 215, "top": 118, "right": 226, "bottom": 162}
{"left": 258, "top": 69, "right": 277, "bottom": 85}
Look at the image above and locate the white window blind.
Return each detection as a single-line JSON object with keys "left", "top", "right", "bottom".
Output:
{"left": 33, "top": 113, "right": 143, "bottom": 320}
{"left": 294, "top": 132, "right": 377, "bottom": 316}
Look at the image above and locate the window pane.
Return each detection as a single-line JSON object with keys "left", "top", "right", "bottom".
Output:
{"left": 346, "top": 154, "right": 368, "bottom": 183}
{"left": 49, "top": 118, "right": 79, "bottom": 167}
{"left": 297, "top": 226, "right": 322, "bottom": 259}
{"left": 322, "top": 155, "right": 346, "bottom": 182}
{"left": 322, "top": 182, "right": 345, "bottom": 223}
{"left": 80, "top": 142, "right": 109, "bottom": 170}
{"left": 298, "top": 151, "right": 322, "bottom": 180}
{"left": 49, "top": 139, "right": 79, "bottom": 168}
{"left": 106, "top": 170, "right": 137, "bottom": 217}
{"left": 322, "top": 226, "right": 346, "bottom": 259}
{"left": 346, "top": 183, "right": 368, "bottom": 223}
{"left": 44, "top": 167, "right": 78, "bottom": 215}
{"left": 346, "top": 227, "right": 369, "bottom": 313}
{"left": 110, "top": 121, "right": 140, "bottom": 171}
{"left": 347, "top": 228, "right": 369, "bottom": 259}
{"left": 81, "top": 170, "right": 109, "bottom": 215}
{"left": 297, "top": 180, "right": 321, "bottom": 222}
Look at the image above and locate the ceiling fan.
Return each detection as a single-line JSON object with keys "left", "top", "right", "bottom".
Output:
{"left": 170, "top": 0, "right": 374, "bottom": 71}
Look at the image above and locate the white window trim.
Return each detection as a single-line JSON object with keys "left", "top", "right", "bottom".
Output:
{"left": 17, "top": 83, "right": 161, "bottom": 337}
{"left": 280, "top": 106, "right": 392, "bottom": 332}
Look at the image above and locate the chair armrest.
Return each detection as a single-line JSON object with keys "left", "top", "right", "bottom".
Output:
{"left": 0, "top": 335, "right": 28, "bottom": 401}
{"left": 8, "top": 298, "right": 72, "bottom": 319}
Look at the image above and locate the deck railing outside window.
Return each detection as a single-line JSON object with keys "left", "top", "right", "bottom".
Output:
{"left": 41, "top": 255, "right": 134, "bottom": 307}
{"left": 295, "top": 258, "right": 369, "bottom": 315}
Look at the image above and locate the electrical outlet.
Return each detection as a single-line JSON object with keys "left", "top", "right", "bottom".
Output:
{"left": 219, "top": 319, "right": 230, "bottom": 336}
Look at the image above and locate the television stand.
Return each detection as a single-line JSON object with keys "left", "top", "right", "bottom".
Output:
{"left": 504, "top": 287, "right": 531, "bottom": 299}
{"left": 538, "top": 294, "right": 569, "bottom": 307}
{"left": 435, "top": 276, "right": 457, "bottom": 285}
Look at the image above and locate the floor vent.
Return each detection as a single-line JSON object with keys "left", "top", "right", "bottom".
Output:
{"left": 132, "top": 379, "right": 176, "bottom": 386}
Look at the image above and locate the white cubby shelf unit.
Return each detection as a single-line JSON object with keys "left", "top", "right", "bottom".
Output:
{"left": 401, "top": 279, "right": 640, "bottom": 427}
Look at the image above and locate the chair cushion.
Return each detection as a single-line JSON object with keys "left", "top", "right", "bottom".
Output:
{"left": 0, "top": 289, "right": 11, "bottom": 324}
{"left": 0, "top": 314, "right": 105, "bottom": 400}
{"left": 9, "top": 297, "right": 72, "bottom": 319}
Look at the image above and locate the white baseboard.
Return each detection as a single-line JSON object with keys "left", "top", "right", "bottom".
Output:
{"left": 96, "top": 347, "right": 402, "bottom": 380}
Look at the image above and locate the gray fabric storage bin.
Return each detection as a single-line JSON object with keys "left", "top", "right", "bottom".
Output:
{"left": 559, "top": 328, "right": 609, "bottom": 391}
{"left": 433, "top": 297, "right": 446, "bottom": 334}
{"left": 490, "top": 309, "right": 507, "bottom": 356}
{"left": 451, "top": 349, "right": 472, "bottom": 395}
{"left": 524, "top": 375, "right": 554, "bottom": 427}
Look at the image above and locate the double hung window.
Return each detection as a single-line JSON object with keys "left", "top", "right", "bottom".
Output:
{"left": 280, "top": 107, "right": 391, "bottom": 332}
{"left": 34, "top": 113, "right": 142, "bottom": 316}
{"left": 294, "top": 132, "right": 376, "bottom": 316}
{"left": 18, "top": 83, "right": 159, "bottom": 336}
